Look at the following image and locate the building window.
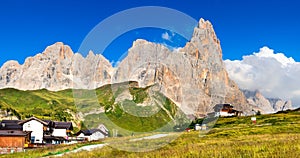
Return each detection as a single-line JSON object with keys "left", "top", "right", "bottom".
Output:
{"left": 31, "top": 136, "right": 35, "bottom": 143}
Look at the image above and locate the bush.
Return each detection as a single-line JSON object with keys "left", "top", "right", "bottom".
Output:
{"left": 257, "top": 110, "right": 261, "bottom": 115}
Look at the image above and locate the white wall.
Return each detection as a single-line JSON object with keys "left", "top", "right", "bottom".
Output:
{"left": 77, "top": 131, "right": 105, "bottom": 141}
{"left": 220, "top": 111, "right": 235, "bottom": 117}
{"left": 52, "top": 128, "right": 67, "bottom": 137}
{"left": 90, "top": 131, "right": 105, "bottom": 141}
{"left": 23, "top": 120, "right": 43, "bottom": 144}
{"left": 77, "top": 133, "right": 85, "bottom": 138}
{"left": 77, "top": 133, "right": 89, "bottom": 141}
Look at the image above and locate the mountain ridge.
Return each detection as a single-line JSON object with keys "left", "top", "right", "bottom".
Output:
{"left": 0, "top": 18, "right": 280, "bottom": 115}
{"left": 242, "top": 89, "right": 293, "bottom": 114}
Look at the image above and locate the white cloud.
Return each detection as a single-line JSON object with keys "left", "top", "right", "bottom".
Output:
{"left": 162, "top": 31, "right": 175, "bottom": 42}
{"left": 161, "top": 42, "right": 183, "bottom": 52}
{"left": 172, "top": 47, "right": 183, "bottom": 52}
{"left": 162, "top": 32, "right": 171, "bottom": 41}
{"left": 224, "top": 47, "right": 300, "bottom": 107}
{"left": 110, "top": 60, "right": 120, "bottom": 67}
{"left": 253, "top": 47, "right": 295, "bottom": 67}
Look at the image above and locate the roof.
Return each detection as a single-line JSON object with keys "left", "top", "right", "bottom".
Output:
{"left": 43, "top": 120, "right": 55, "bottom": 127}
{"left": 43, "top": 120, "right": 53, "bottom": 124}
{"left": 1, "top": 120, "right": 21, "bottom": 124}
{"left": 97, "top": 124, "right": 109, "bottom": 132}
{"left": 18, "top": 117, "right": 49, "bottom": 126}
{"left": 0, "top": 120, "right": 22, "bottom": 130}
{"left": 78, "top": 129, "right": 108, "bottom": 136}
{"left": 213, "top": 104, "right": 233, "bottom": 112}
{"left": 0, "top": 130, "right": 30, "bottom": 137}
{"left": 54, "top": 122, "right": 73, "bottom": 130}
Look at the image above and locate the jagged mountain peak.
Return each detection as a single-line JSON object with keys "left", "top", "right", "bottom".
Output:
{"left": 132, "top": 39, "right": 150, "bottom": 47}
{"left": 192, "top": 18, "right": 220, "bottom": 46}
{"left": 198, "top": 18, "right": 213, "bottom": 30}
{"left": 87, "top": 50, "right": 95, "bottom": 58}
{"left": 43, "top": 42, "right": 74, "bottom": 59}
{"left": 0, "top": 18, "right": 254, "bottom": 116}
{"left": 242, "top": 89, "right": 293, "bottom": 113}
{"left": 0, "top": 42, "right": 113, "bottom": 91}
{"left": 113, "top": 18, "right": 250, "bottom": 116}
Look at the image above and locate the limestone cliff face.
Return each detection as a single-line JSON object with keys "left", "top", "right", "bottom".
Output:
{"left": 0, "top": 42, "right": 113, "bottom": 91}
{"left": 0, "top": 60, "right": 21, "bottom": 88}
{"left": 114, "top": 19, "right": 251, "bottom": 115}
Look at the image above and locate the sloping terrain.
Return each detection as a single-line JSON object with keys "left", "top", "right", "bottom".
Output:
{"left": 0, "top": 81, "right": 188, "bottom": 135}
{"left": 2, "top": 108, "right": 300, "bottom": 158}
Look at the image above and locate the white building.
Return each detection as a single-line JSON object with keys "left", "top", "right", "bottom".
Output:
{"left": 98, "top": 124, "right": 109, "bottom": 136}
{"left": 194, "top": 124, "right": 201, "bottom": 130}
{"left": 52, "top": 122, "right": 73, "bottom": 137}
{"left": 44, "top": 121, "right": 73, "bottom": 144}
{"left": 19, "top": 117, "right": 49, "bottom": 144}
{"left": 213, "top": 104, "right": 242, "bottom": 117}
{"left": 18, "top": 117, "right": 73, "bottom": 145}
{"left": 77, "top": 129, "right": 108, "bottom": 141}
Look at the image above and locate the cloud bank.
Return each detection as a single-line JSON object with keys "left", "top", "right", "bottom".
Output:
{"left": 224, "top": 47, "right": 300, "bottom": 107}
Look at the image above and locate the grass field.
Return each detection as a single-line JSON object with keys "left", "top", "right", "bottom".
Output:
{"left": 2, "top": 109, "right": 299, "bottom": 158}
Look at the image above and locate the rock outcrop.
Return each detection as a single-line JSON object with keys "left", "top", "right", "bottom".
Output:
{"left": 268, "top": 98, "right": 293, "bottom": 112}
{"left": 242, "top": 90, "right": 293, "bottom": 113}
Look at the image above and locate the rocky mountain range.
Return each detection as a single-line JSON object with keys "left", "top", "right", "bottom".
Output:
{"left": 0, "top": 18, "right": 290, "bottom": 116}
{"left": 0, "top": 43, "right": 113, "bottom": 91}
{"left": 242, "top": 90, "right": 293, "bottom": 114}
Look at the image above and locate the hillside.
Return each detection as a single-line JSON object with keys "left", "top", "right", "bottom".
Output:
{"left": 0, "top": 88, "right": 75, "bottom": 121}
{"left": 0, "top": 81, "right": 188, "bottom": 135}
{"left": 3, "top": 108, "right": 300, "bottom": 158}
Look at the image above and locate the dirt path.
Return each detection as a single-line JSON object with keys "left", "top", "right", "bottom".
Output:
{"left": 130, "top": 133, "right": 169, "bottom": 142}
{"left": 53, "top": 143, "right": 107, "bottom": 157}
{"left": 51, "top": 133, "right": 169, "bottom": 157}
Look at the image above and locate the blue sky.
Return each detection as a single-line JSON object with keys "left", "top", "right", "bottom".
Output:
{"left": 0, "top": 0, "right": 300, "bottom": 66}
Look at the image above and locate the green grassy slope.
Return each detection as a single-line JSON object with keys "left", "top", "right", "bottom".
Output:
{"left": 0, "top": 88, "right": 75, "bottom": 121}
{"left": 0, "top": 82, "right": 187, "bottom": 135}
{"left": 79, "top": 82, "right": 188, "bottom": 136}
{"left": 57, "top": 109, "right": 300, "bottom": 157}
{"left": 2, "top": 109, "right": 300, "bottom": 158}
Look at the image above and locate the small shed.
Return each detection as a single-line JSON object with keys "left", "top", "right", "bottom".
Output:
{"left": 194, "top": 124, "right": 201, "bottom": 130}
